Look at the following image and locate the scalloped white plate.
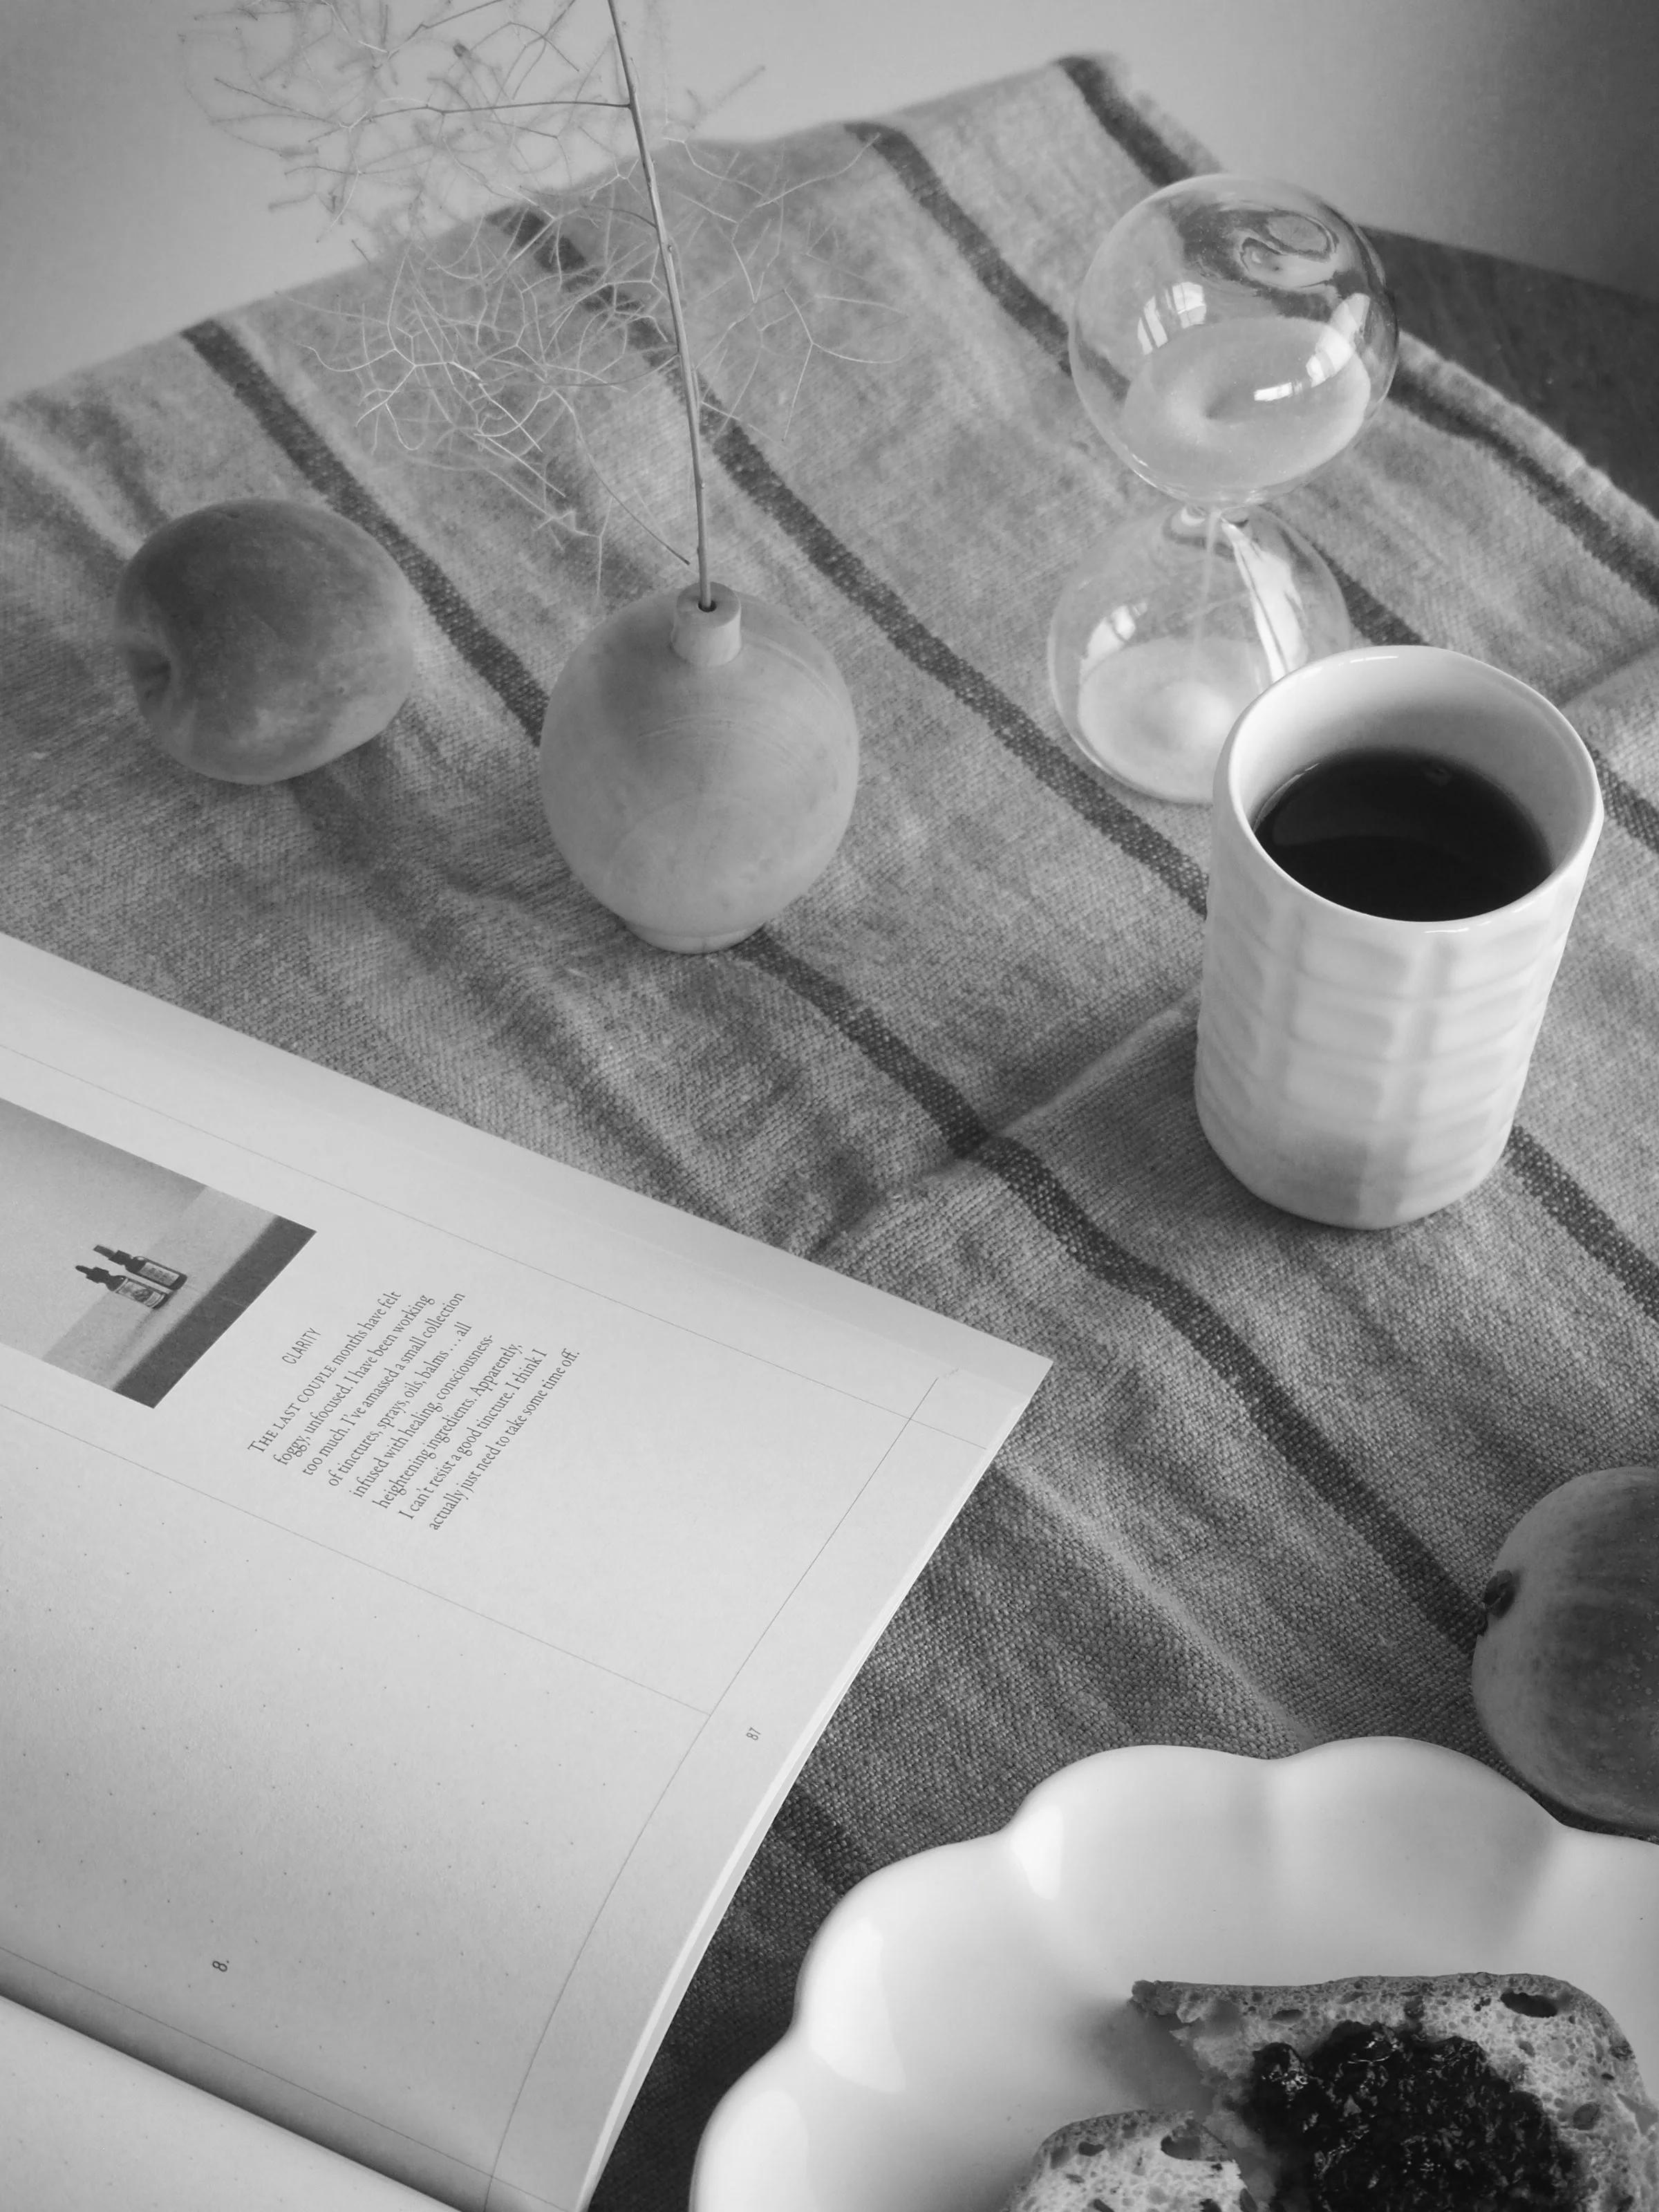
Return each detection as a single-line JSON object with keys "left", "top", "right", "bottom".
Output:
{"left": 691, "top": 1737, "right": 1659, "bottom": 2212}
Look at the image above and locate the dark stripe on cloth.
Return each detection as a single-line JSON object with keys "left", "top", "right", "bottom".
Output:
{"left": 735, "top": 930, "right": 1479, "bottom": 1651}
{"left": 1329, "top": 565, "right": 1423, "bottom": 648}
{"left": 1389, "top": 362, "right": 1659, "bottom": 613}
{"left": 1589, "top": 744, "right": 1659, "bottom": 867}
{"left": 181, "top": 320, "right": 547, "bottom": 741}
{"left": 845, "top": 120, "right": 1070, "bottom": 366}
{"left": 1506, "top": 1127, "right": 1659, "bottom": 1327}
{"left": 1056, "top": 55, "right": 1193, "bottom": 189}
{"left": 769, "top": 1787, "right": 877, "bottom": 1897}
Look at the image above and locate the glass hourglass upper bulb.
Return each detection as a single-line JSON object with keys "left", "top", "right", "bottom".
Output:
{"left": 1069, "top": 174, "right": 1399, "bottom": 507}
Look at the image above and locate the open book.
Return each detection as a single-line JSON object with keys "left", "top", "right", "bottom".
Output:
{"left": 0, "top": 933, "right": 1049, "bottom": 2212}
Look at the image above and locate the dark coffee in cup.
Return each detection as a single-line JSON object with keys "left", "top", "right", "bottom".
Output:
{"left": 1252, "top": 746, "right": 1551, "bottom": 921}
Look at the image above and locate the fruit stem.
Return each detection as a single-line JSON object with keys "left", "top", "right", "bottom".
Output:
{"left": 1478, "top": 1568, "right": 1519, "bottom": 1629}
{"left": 606, "top": 0, "right": 713, "bottom": 612}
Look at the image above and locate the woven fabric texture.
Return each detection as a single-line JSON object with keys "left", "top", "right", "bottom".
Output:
{"left": 3, "top": 51, "right": 1659, "bottom": 2212}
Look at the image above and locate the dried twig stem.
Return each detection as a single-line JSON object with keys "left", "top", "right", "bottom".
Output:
{"left": 604, "top": 0, "right": 711, "bottom": 608}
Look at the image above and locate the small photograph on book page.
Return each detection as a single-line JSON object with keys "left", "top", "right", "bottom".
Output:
{"left": 0, "top": 1098, "right": 313, "bottom": 1407}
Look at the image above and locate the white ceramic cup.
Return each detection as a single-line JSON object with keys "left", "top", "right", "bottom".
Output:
{"left": 1194, "top": 645, "right": 1603, "bottom": 1228}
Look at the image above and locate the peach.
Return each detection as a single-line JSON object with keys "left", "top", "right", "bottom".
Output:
{"left": 1472, "top": 1466, "right": 1659, "bottom": 1835}
{"left": 113, "top": 499, "right": 417, "bottom": 782}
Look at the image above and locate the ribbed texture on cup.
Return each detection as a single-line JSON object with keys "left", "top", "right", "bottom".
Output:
{"left": 1195, "top": 803, "right": 1594, "bottom": 1228}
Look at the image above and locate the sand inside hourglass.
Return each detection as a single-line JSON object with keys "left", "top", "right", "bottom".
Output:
{"left": 1075, "top": 633, "right": 1264, "bottom": 800}
{"left": 1109, "top": 315, "right": 1374, "bottom": 504}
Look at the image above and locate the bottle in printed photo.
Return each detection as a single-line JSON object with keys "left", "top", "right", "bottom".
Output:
{"left": 77, "top": 1264, "right": 172, "bottom": 1310}
{"left": 94, "top": 1244, "right": 187, "bottom": 1291}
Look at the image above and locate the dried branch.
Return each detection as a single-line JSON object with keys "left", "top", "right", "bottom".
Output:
{"left": 185, "top": 0, "right": 908, "bottom": 584}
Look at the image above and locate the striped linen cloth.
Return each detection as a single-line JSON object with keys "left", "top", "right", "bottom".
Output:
{"left": 5, "top": 50, "right": 1659, "bottom": 2210}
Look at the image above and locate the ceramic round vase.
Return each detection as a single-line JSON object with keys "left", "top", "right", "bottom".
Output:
{"left": 538, "top": 582, "right": 859, "bottom": 953}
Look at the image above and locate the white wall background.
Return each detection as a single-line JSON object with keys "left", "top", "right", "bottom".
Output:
{"left": 1, "top": 0, "right": 1656, "bottom": 402}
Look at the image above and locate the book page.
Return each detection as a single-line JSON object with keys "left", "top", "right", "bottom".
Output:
{"left": 0, "top": 1994, "right": 440, "bottom": 2211}
{"left": 0, "top": 935, "right": 1049, "bottom": 2212}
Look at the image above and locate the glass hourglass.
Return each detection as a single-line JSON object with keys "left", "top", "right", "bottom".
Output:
{"left": 1049, "top": 174, "right": 1398, "bottom": 805}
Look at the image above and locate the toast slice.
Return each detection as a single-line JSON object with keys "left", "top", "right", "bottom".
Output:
{"left": 1000, "top": 2108, "right": 1257, "bottom": 2211}
{"left": 1134, "top": 1972, "right": 1659, "bottom": 2211}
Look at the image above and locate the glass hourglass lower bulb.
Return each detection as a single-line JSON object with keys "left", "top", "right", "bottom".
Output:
{"left": 1076, "top": 632, "right": 1263, "bottom": 788}
{"left": 1048, "top": 504, "right": 1353, "bottom": 805}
